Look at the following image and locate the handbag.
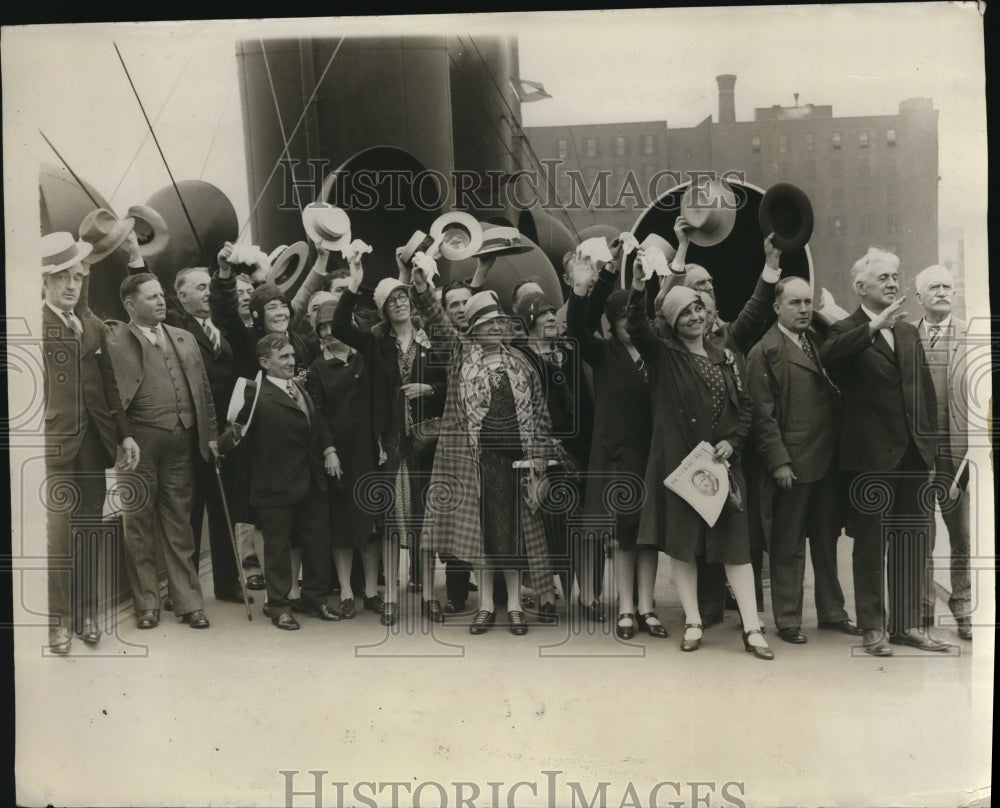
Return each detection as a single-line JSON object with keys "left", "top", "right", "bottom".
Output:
{"left": 410, "top": 417, "right": 442, "bottom": 464}
{"left": 722, "top": 462, "right": 744, "bottom": 515}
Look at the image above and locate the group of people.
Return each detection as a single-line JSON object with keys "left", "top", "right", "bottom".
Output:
{"left": 41, "top": 204, "right": 972, "bottom": 661}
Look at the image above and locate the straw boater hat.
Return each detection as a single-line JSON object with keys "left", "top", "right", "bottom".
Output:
{"left": 268, "top": 241, "right": 310, "bottom": 283}
{"left": 473, "top": 224, "right": 533, "bottom": 258}
{"left": 680, "top": 178, "right": 738, "bottom": 247}
{"left": 464, "top": 290, "right": 505, "bottom": 330}
{"left": 126, "top": 205, "right": 170, "bottom": 258}
{"left": 42, "top": 231, "right": 92, "bottom": 274}
{"left": 78, "top": 208, "right": 135, "bottom": 264}
{"left": 302, "top": 203, "right": 351, "bottom": 252}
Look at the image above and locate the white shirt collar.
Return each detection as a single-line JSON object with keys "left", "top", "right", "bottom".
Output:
{"left": 134, "top": 322, "right": 164, "bottom": 343}
{"left": 922, "top": 315, "right": 952, "bottom": 334}
{"left": 45, "top": 300, "right": 78, "bottom": 321}
{"left": 859, "top": 303, "right": 885, "bottom": 325}
{"left": 776, "top": 322, "right": 806, "bottom": 344}
{"left": 266, "top": 374, "right": 294, "bottom": 392}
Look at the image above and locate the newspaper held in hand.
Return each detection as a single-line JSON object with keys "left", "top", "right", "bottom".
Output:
{"left": 663, "top": 441, "right": 730, "bottom": 527}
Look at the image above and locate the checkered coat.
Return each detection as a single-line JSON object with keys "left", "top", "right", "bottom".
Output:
{"left": 412, "top": 286, "right": 557, "bottom": 590}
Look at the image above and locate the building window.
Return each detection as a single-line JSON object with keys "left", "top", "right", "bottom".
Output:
{"left": 887, "top": 129, "right": 896, "bottom": 146}
{"left": 860, "top": 129, "right": 870, "bottom": 148}
{"left": 615, "top": 136, "right": 627, "bottom": 157}
{"left": 805, "top": 133, "right": 815, "bottom": 151}
{"left": 586, "top": 137, "right": 598, "bottom": 158}
{"left": 643, "top": 134, "right": 655, "bottom": 155}
{"left": 830, "top": 216, "right": 845, "bottom": 237}
{"left": 778, "top": 134, "right": 788, "bottom": 153}
{"left": 557, "top": 139, "right": 568, "bottom": 159}
{"left": 887, "top": 214, "right": 900, "bottom": 234}
{"left": 751, "top": 135, "right": 761, "bottom": 152}
{"left": 832, "top": 131, "right": 842, "bottom": 150}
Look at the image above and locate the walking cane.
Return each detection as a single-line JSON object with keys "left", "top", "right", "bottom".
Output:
{"left": 211, "top": 451, "right": 253, "bottom": 621}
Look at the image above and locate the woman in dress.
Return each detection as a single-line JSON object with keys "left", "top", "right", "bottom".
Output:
{"left": 304, "top": 300, "right": 382, "bottom": 619}
{"left": 565, "top": 255, "right": 662, "bottom": 640}
{"left": 409, "top": 258, "right": 559, "bottom": 636}
{"left": 332, "top": 253, "right": 446, "bottom": 626}
{"left": 627, "top": 272, "right": 773, "bottom": 660}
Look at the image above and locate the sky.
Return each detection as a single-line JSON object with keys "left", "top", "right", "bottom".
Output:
{"left": 2, "top": 5, "right": 987, "bottom": 277}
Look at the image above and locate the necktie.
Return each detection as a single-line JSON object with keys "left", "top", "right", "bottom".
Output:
{"left": 928, "top": 325, "right": 941, "bottom": 349}
{"left": 62, "top": 311, "right": 82, "bottom": 337}
{"left": 148, "top": 326, "right": 160, "bottom": 347}
{"left": 286, "top": 381, "right": 298, "bottom": 401}
{"left": 798, "top": 334, "right": 817, "bottom": 366}
{"left": 202, "top": 318, "right": 221, "bottom": 352}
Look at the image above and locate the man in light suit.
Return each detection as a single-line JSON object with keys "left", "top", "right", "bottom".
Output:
{"left": 747, "top": 277, "right": 859, "bottom": 644}
{"left": 913, "top": 265, "right": 972, "bottom": 641}
{"left": 41, "top": 232, "right": 140, "bottom": 654}
{"left": 820, "top": 248, "right": 950, "bottom": 655}
{"left": 220, "top": 333, "right": 341, "bottom": 629}
{"left": 104, "top": 273, "right": 217, "bottom": 631}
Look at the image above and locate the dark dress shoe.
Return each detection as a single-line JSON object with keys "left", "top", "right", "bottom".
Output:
{"left": 339, "top": 598, "right": 356, "bottom": 619}
{"left": 579, "top": 599, "right": 606, "bottom": 623}
{"left": 681, "top": 624, "right": 703, "bottom": 652}
{"left": 537, "top": 601, "right": 557, "bottom": 624}
{"left": 181, "top": 610, "right": 210, "bottom": 629}
{"left": 163, "top": 597, "right": 174, "bottom": 612}
{"left": 81, "top": 618, "right": 101, "bottom": 644}
{"left": 637, "top": 612, "right": 669, "bottom": 639}
{"left": 616, "top": 613, "right": 636, "bottom": 640}
{"left": 364, "top": 594, "right": 385, "bottom": 613}
{"left": 957, "top": 618, "right": 973, "bottom": 641}
{"left": 49, "top": 627, "right": 72, "bottom": 654}
{"left": 298, "top": 599, "right": 341, "bottom": 621}
{"left": 508, "top": 610, "right": 528, "bottom": 635}
{"left": 890, "top": 628, "right": 954, "bottom": 652}
{"left": 469, "top": 609, "right": 496, "bottom": 635}
{"left": 862, "top": 629, "right": 893, "bottom": 656}
{"left": 421, "top": 599, "right": 445, "bottom": 623}
{"left": 778, "top": 627, "right": 808, "bottom": 644}
{"left": 216, "top": 590, "right": 254, "bottom": 605}
{"left": 272, "top": 611, "right": 300, "bottom": 631}
{"left": 380, "top": 602, "right": 398, "bottom": 626}
{"left": 245, "top": 574, "right": 265, "bottom": 591}
{"left": 445, "top": 599, "right": 466, "bottom": 614}
{"left": 742, "top": 629, "right": 774, "bottom": 660}
{"left": 818, "top": 619, "right": 863, "bottom": 636}
{"left": 521, "top": 594, "right": 536, "bottom": 608}
{"left": 136, "top": 610, "right": 160, "bottom": 630}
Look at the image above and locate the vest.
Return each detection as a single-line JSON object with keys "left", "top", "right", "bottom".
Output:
{"left": 921, "top": 325, "right": 951, "bottom": 436}
{"left": 128, "top": 330, "right": 196, "bottom": 430}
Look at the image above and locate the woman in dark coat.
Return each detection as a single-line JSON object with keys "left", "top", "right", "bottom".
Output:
{"left": 304, "top": 299, "right": 381, "bottom": 619}
{"left": 566, "top": 257, "right": 660, "bottom": 640}
{"left": 332, "top": 254, "right": 446, "bottom": 626}
{"left": 627, "top": 270, "right": 773, "bottom": 660}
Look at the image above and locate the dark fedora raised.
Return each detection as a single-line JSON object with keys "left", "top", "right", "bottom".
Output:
{"left": 758, "top": 182, "right": 814, "bottom": 252}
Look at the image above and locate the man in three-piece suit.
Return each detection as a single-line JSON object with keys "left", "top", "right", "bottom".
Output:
{"left": 40, "top": 232, "right": 140, "bottom": 654}
{"left": 103, "top": 272, "right": 217, "bottom": 631}
{"left": 747, "top": 277, "right": 859, "bottom": 644}
{"left": 820, "top": 248, "right": 950, "bottom": 655}
{"left": 169, "top": 267, "right": 247, "bottom": 605}
{"left": 913, "top": 265, "right": 972, "bottom": 641}
{"left": 220, "top": 333, "right": 341, "bottom": 630}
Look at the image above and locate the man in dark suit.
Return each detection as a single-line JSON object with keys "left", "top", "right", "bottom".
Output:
{"left": 170, "top": 267, "right": 246, "bottom": 605}
{"left": 820, "top": 248, "right": 950, "bottom": 655}
{"left": 41, "top": 232, "right": 140, "bottom": 654}
{"left": 220, "top": 333, "right": 341, "bottom": 630}
{"left": 913, "top": 265, "right": 972, "bottom": 641}
{"left": 747, "top": 277, "right": 859, "bottom": 644}
{"left": 103, "top": 273, "right": 217, "bottom": 631}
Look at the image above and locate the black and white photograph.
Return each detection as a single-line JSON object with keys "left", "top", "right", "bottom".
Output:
{"left": 4, "top": 6, "right": 993, "bottom": 807}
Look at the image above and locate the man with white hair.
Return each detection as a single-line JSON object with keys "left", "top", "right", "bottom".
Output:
{"left": 913, "top": 264, "right": 971, "bottom": 641}
{"left": 820, "top": 248, "right": 949, "bottom": 655}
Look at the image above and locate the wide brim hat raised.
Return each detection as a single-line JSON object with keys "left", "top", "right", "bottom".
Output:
{"left": 78, "top": 207, "right": 135, "bottom": 264}
{"left": 42, "top": 231, "right": 93, "bottom": 274}
{"left": 758, "top": 182, "right": 814, "bottom": 252}
{"left": 430, "top": 211, "right": 483, "bottom": 261}
{"left": 474, "top": 224, "right": 534, "bottom": 258}
{"left": 269, "top": 241, "right": 310, "bottom": 284}
{"left": 302, "top": 202, "right": 351, "bottom": 251}
{"left": 680, "top": 179, "right": 738, "bottom": 248}
{"left": 127, "top": 205, "right": 170, "bottom": 258}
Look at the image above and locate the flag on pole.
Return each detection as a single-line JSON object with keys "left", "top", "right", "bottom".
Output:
{"left": 510, "top": 77, "right": 552, "bottom": 103}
